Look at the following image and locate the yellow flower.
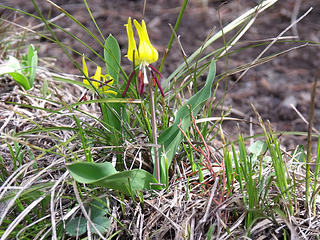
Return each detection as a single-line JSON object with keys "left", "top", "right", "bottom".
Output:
{"left": 82, "top": 55, "right": 117, "bottom": 95}
{"left": 123, "top": 18, "right": 164, "bottom": 98}
{"left": 125, "top": 17, "right": 158, "bottom": 66}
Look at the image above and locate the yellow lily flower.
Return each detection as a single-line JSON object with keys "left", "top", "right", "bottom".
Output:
{"left": 123, "top": 18, "right": 164, "bottom": 98}
{"left": 82, "top": 55, "right": 117, "bottom": 95}
{"left": 125, "top": 17, "right": 158, "bottom": 66}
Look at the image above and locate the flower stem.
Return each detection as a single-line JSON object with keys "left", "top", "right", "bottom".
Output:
{"left": 149, "top": 82, "right": 160, "bottom": 183}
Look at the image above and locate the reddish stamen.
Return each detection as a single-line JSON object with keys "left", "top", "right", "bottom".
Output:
{"left": 139, "top": 70, "right": 144, "bottom": 95}
{"left": 122, "top": 71, "right": 136, "bottom": 97}
{"left": 151, "top": 70, "right": 165, "bottom": 97}
{"left": 138, "top": 70, "right": 142, "bottom": 94}
{"left": 140, "top": 80, "right": 144, "bottom": 95}
{"left": 148, "top": 64, "right": 163, "bottom": 78}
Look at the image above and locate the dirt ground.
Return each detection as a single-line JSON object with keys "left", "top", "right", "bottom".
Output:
{"left": 1, "top": 0, "right": 320, "bottom": 148}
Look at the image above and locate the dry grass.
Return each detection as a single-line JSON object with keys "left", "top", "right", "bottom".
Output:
{"left": 1, "top": 70, "right": 320, "bottom": 238}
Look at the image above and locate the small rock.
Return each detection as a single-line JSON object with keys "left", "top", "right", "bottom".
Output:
{"left": 281, "top": 95, "right": 297, "bottom": 108}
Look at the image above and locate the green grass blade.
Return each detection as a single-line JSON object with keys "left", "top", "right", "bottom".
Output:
{"left": 157, "top": 60, "right": 216, "bottom": 183}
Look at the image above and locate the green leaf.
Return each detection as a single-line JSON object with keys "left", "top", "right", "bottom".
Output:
{"left": 91, "top": 215, "right": 110, "bottom": 234}
{"left": 248, "top": 141, "right": 267, "bottom": 156}
{"left": 67, "top": 162, "right": 159, "bottom": 195}
{"left": 102, "top": 35, "right": 126, "bottom": 145}
{"left": 65, "top": 215, "right": 110, "bottom": 236}
{"left": 93, "top": 169, "right": 160, "bottom": 195}
{"left": 104, "top": 34, "right": 121, "bottom": 83}
{"left": 66, "top": 217, "right": 87, "bottom": 236}
{"left": 27, "top": 44, "right": 35, "bottom": 66}
{"left": 101, "top": 102, "right": 125, "bottom": 146}
{"left": 86, "top": 199, "right": 108, "bottom": 218}
{"left": 27, "top": 44, "right": 38, "bottom": 87}
{"left": 248, "top": 140, "right": 267, "bottom": 163}
{"left": 67, "top": 162, "right": 117, "bottom": 184}
{"left": 8, "top": 72, "right": 31, "bottom": 90}
{"left": 157, "top": 60, "right": 216, "bottom": 183}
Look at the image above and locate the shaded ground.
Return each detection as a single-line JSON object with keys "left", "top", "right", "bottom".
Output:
{"left": 1, "top": 0, "right": 320, "bottom": 145}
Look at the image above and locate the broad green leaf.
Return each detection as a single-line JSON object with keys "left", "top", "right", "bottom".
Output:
{"left": 248, "top": 141, "right": 267, "bottom": 156}
{"left": 65, "top": 215, "right": 110, "bottom": 236}
{"left": 67, "top": 162, "right": 159, "bottom": 195}
{"left": 66, "top": 217, "right": 87, "bottom": 236}
{"left": 67, "top": 162, "right": 117, "bottom": 183}
{"left": 8, "top": 72, "right": 31, "bottom": 90}
{"left": 85, "top": 199, "right": 110, "bottom": 234}
{"left": 92, "top": 169, "right": 159, "bottom": 195}
{"left": 86, "top": 199, "right": 108, "bottom": 218}
{"left": 102, "top": 35, "right": 125, "bottom": 143}
{"left": 101, "top": 102, "right": 125, "bottom": 146}
{"left": 28, "top": 44, "right": 38, "bottom": 87}
{"left": 27, "top": 44, "right": 35, "bottom": 66}
{"left": 157, "top": 60, "right": 216, "bottom": 183}
{"left": 91, "top": 215, "right": 110, "bottom": 234}
{"left": 104, "top": 34, "right": 120, "bottom": 83}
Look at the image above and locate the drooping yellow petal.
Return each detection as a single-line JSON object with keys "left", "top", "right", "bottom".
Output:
{"left": 82, "top": 55, "right": 89, "bottom": 78}
{"left": 133, "top": 19, "right": 158, "bottom": 65}
{"left": 101, "top": 74, "right": 117, "bottom": 95}
{"left": 83, "top": 64, "right": 101, "bottom": 90}
{"left": 91, "top": 66, "right": 102, "bottom": 89}
{"left": 125, "top": 17, "right": 139, "bottom": 64}
{"left": 82, "top": 56, "right": 117, "bottom": 95}
{"left": 105, "top": 89, "right": 117, "bottom": 95}
{"left": 82, "top": 55, "right": 91, "bottom": 87}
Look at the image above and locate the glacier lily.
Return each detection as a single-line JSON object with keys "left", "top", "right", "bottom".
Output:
{"left": 122, "top": 17, "right": 164, "bottom": 98}
{"left": 82, "top": 55, "right": 117, "bottom": 95}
